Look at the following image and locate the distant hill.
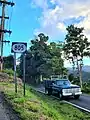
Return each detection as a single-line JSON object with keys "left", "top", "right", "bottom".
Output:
{"left": 67, "top": 65, "right": 90, "bottom": 73}
{"left": 82, "top": 66, "right": 90, "bottom": 72}
{"left": 82, "top": 71, "right": 90, "bottom": 81}
{"left": 67, "top": 66, "right": 90, "bottom": 81}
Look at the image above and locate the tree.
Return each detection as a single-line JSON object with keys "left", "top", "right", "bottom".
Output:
{"left": 30, "top": 33, "right": 51, "bottom": 77}
{"left": 19, "top": 33, "right": 52, "bottom": 83}
{"left": 3, "top": 55, "right": 14, "bottom": 70}
{"left": 19, "top": 33, "right": 66, "bottom": 84}
{"left": 63, "top": 25, "right": 90, "bottom": 88}
{"left": 48, "top": 42, "right": 65, "bottom": 76}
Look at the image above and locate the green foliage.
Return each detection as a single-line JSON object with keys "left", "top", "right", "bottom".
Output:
{"left": 13, "top": 97, "right": 25, "bottom": 104}
{"left": 63, "top": 25, "right": 90, "bottom": 88}
{"left": 0, "top": 82, "right": 90, "bottom": 120}
{"left": 82, "top": 82, "right": 90, "bottom": 93}
{"left": 68, "top": 73, "right": 74, "bottom": 82}
{"left": 71, "top": 77, "right": 80, "bottom": 86}
{"left": 16, "top": 65, "right": 21, "bottom": 77}
{"left": 63, "top": 24, "right": 90, "bottom": 62}
{"left": 49, "top": 42, "right": 64, "bottom": 75}
{"left": 3, "top": 55, "right": 14, "bottom": 70}
{"left": 24, "top": 101, "right": 40, "bottom": 112}
{"left": 2, "top": 69, "right": 14, "bottom": 77}
{"left": 19, "top": 33, "right": 66, "bottom": 84}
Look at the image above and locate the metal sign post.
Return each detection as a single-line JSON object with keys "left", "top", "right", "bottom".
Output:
{"left": 23, "top": 53, "right": 25, "bottom": 96}
{"left": 14, "top": 52, "right": 17, "bottom": 93}
{"left": 12, "top": 42, "right": 27, "bottom": 96}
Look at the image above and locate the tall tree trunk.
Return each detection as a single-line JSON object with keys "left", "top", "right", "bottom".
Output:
{"left": 79, "top": 64, "right": 82, "bottom": 88}
{"left": 61, "top": 68, "right": 63, "bottom": 78}
{"left": 72, "top": 60, "right": 75, "bottom": 76}
{"left": 77, "top": 60, "right": 79, "bottom": 76}
{"left": 76, "top": 60, "right": 82, "bottom": 87}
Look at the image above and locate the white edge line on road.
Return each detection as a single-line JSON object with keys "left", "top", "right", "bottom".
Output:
{"left": 63, "top": 100, "right": 90, "bottom": 113}
{"left": 35, "top": 89, "right": 90, "bottom": 113}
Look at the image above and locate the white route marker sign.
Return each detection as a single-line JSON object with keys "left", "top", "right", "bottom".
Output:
{"left": 11, "top": 42, "right": 27, "bottom": 95}
{"left": 11, "top": 42, "right": 27, "bottom": 53}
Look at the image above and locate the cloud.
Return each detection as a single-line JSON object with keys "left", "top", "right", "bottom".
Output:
{"left": 50, "top": 0, "right": 56, "bottom": 5}
{"left": 31, "top": 0, "right": 90, "bottom": 41}
{"left": 57, "top": 22, "right": 66, "bottom": 31}
{"left": 34, "top": 5, "right": 66, "bottom": 40}
{"left": 30, "top": 0, "right": 90, "bottom": 67}
{"left": 75, "top": 14, "right": 90, "bottom": 41}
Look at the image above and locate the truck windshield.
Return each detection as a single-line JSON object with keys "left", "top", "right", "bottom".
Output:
{"left": 56, "top": 80, "right": 71, "bottom": 86}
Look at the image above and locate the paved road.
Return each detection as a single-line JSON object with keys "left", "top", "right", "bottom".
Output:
{"left": 67, "top": 94, "right": 90, "bottom": 111}
{"left": 35, "top": 85, "right": 90, "bottom": 111}
{"left": 0, "top": 94, "right": 9, "bottom": 120}
{"left": 0, "top": 92, "right": 20, "bottom": 120}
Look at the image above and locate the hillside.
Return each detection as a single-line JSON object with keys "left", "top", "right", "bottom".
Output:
{"left": 67, "top": 66, "right": 90, "bottom": 81}
{"left": 82, "top": 65, "right": 90, "bottom": 72}
{"left": 68, "top": 65, "right": 90, "bottom": 73}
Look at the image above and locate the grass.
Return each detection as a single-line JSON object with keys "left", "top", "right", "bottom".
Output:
{"left": 0, "top": 82, "right": 90, "bottom": 120}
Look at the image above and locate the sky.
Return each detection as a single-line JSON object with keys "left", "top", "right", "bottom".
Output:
{"left": 1, "top": 0, "right": 90, "bottom": 67}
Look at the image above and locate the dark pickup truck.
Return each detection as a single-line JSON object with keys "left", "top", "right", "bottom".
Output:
{"left": 44, "top": 79, "right": 82, "bottom": 99}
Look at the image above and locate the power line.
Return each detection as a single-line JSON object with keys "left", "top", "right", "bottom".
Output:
{"left": 9, "top": 6, "right": 13, "bottom": 32}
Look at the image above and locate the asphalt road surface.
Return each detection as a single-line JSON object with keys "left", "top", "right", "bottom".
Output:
{"left": 0, "top": 94, "right": 9, "bottom": 120}
{"left": 35, "top": 85, "right": 90, "bottom": 111}
{"left": 0, "top": 92, "right": 20, "bottom": 120}
{"left": 67, "top": 94, "right": 90, "bottom": 111}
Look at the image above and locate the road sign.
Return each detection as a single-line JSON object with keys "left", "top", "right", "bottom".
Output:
{"left": 11, "top": 42, "right": 27, "bottom": 96}
{"left": 11, "top": 42, "right": 27, "bottom": 53}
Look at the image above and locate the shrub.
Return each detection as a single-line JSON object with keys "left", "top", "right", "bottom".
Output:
{"left": 2, "top": 69, "right": 14, "bottom": 77}
{"left": 82, "top": 82, "right": 90, "bottom": 93}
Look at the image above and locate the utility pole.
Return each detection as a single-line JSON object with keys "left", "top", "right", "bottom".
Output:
{"left": 0, "top": 0, "right": 15, "bottom": 71}
{"left": 0, "top": 0, "right": 6, "bottom": 71}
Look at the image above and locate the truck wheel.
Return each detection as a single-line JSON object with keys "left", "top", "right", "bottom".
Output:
{"left": 48, "top": 89, "right": 52, "bottom": 95}
{"left": 45, "top": 89, "right": 52, "bottom": 95}
{"left": 59, "top": 92, "right": 62, "bottom": 100}
{"left": 45, "top": 89, "right": 48, "bottom": 94}
{"left": 74, "top": 95, "right": 80, "bottom": 99}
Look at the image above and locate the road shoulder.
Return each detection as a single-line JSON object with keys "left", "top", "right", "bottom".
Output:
{"left": 0, "top": 92, "right": 21, "bottom": 120}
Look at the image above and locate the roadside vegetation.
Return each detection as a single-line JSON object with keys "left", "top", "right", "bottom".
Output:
{"left": 82, "top": 82, "right": 90, "bottom": 94}
{"left": 69, "top": 73, "right": 90, "bottom": 94}
{"left": 0, "top": 81, "right": 90, "bottom": 120}
{"left": 2, "top": 69, "right": 14, "bottom": 77}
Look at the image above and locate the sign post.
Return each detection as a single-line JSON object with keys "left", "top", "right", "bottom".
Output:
{"left": 14, "top": 52, "right": 17, "bottom": 93}
{"left": 12, "top": 42, "right": 27, "bottom": 96}
{"left": 23, "top": 54, "right": 25, "bottom": 96}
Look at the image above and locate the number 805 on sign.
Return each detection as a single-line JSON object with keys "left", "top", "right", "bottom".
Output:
{"left": 12, "top": 42, "right": 27, "bottom": 53}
